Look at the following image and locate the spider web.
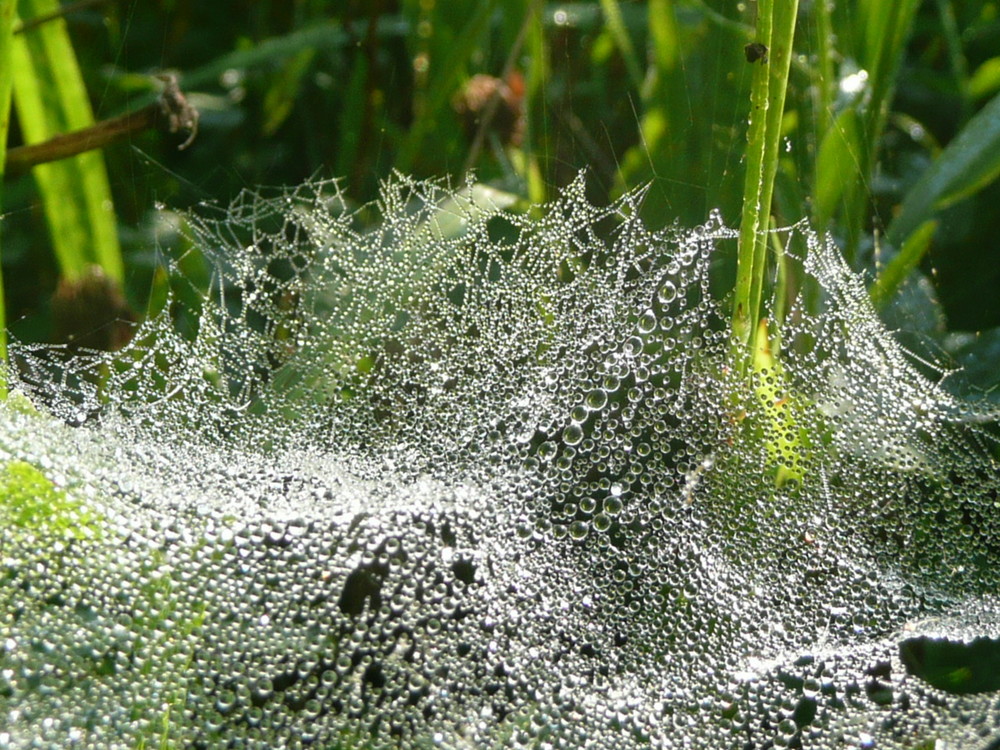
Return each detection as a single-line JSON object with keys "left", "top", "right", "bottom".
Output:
{"left": 2, "top": 174, "right": 1000, "bottom": 748}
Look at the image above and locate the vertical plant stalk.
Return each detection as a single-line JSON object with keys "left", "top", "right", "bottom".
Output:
{"left": 599, "top": 0, "right": 644, "bottom": 92}
{"left": 462, "top": 0, "right": 538, "bottom": 173}
{"left": 811, "top": 0, "right": 834, "bottom": 136}
{"left": 13, "top": 0, "right": 124, "bottom": 283}
{"left": 521, "top": 0, "right": 548, "bottom": 205}
{"left": 839, "top": 0, "right": 921, "bottom": 261}
{"left": 733, "top": 0, "right": 799, "bottom": 362}
{"left": 0, "top": 0, "right": 15, "bottom": 396}
{"left": 394, "top": 0, "right": 497, "bottom": 173}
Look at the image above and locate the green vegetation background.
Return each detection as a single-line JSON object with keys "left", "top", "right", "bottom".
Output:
{"left": 2, "top": 0, "right": 1000, "bottom": 735}
{"left": 3, "top": 0, "right": 1000, "bottom": 356}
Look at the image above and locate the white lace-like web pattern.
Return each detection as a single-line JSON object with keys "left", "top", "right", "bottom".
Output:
{"left": 1, "top": 175, "right": 999, "bottom": 748}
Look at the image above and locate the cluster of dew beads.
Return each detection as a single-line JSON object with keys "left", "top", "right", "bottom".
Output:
{"left": 2, "top": 174, "right": 1000, "bottom": 749}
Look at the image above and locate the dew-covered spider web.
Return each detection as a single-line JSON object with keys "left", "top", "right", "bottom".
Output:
{"left": 2, "top": 174, "right": 1000, "bottom": 748}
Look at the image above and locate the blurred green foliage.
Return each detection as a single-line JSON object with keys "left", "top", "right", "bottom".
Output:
{"left": 0, "top": 458, "right": 102, "bottom": 540}
{"left": 2, "top": 0, "right": 1000, "bottom": 349}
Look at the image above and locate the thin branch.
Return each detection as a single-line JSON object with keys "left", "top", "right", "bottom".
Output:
{"left": 4, "top": 74, "right": 199, "bottom": 178}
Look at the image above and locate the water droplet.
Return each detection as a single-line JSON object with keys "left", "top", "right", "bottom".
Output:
{"left": 586, "top": 390, "right": 608, "bottom": 410}
{"left": 563, "top": 424, "right": 584, "bottom": 446}
{"left": 658, "top": 281, "right": 677, "bottom": 303}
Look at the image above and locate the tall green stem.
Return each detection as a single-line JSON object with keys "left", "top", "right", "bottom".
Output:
{"left": 0, "top": 0, "right": 15, "bottom": 397}
{"left": 733, "top": 0, "right": 799, "bottom": 367}
{"left": 811, "top": 0, "right": 834, "bottom": 136}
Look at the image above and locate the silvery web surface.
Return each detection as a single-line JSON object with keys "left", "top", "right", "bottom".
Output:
{"left": 2, "top": 175, "right": 1000, "bottom": 749}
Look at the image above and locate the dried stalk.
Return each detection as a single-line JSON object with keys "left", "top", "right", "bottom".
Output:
{"left": 4, "top": 74, "right": 198, "bottom": 177}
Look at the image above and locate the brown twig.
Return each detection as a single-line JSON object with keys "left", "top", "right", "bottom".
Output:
{"left": 13, "top": 0, "right": 110, "bottom": 35}
{"left": 4, "top": 74, "right": 199, "bottom": 177}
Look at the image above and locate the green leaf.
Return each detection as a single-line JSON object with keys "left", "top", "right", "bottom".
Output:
{"left": 870, "top": 219, "right": 936, "bottom": 310}
{"left": 0, "top": 460, "right": 102, "bottom": 540}
{"left": 11, "top": 0, "right": 123, "bottom": 283}
{"left": 179, "top": 18, "right": 407, "bottom": 90}
{"left": 812, "top": 106, "right": 862, "bottom": 233}
{"left": 261, "top": 48, "right": 316, "bottom": 136}
{"left": 598, "top": 0, "right": 644, "bottom": 92}
{"left": 886, "top": 91, "right": 1000, "bottom": 249}
{"left": 394, "top": 0, "right": 497, "bottom": 172}
{"left": 969, "top": 56, "right": 1000, "bottom": 101}
{"left": 901, "top": 636, "right": 1000, "bottom": 695}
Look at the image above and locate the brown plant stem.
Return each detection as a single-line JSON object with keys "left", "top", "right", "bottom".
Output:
{"left": 4, "top": 74, "right": 198, "bottom": 178}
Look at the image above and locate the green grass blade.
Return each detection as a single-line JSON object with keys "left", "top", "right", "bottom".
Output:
{"left": 12, "top": 39, "right": 91, "bottom": 280}
{"left": 394, "top": 0, "right": 498, "bottom": 173}
{"left": 826, "top": 0, "right": 921, "bottom": 260}
{"left": 969, "top": 56, "right": 1000, "bottom": 101}
{"left": 613, "top": 0, "right": 680, "bottom": 205}
{"left": 812, "top": 106, "right": 862, "bottom": 233}
{"left": 521, "top": 1, "right": 547, "bottom": 205}
{"left": 599, "top": 0, "right": 644, "bottom": 92}
{"left": 178, "top": 18, "right": 414, "bottom": 91}
{"left": 871, "top": 218, "right": 936, "bottom": 310}
{"left": 646, "top": 0, "right": 679, "bottom": 84}
{"left": 886, "top": 91, "right": 1000, "bottom": 250}
{"left": 261, "top": 48, "right": 316, "bottom": 136}
{"left": 733, "top": 23, "right": 772, "bottom": 351}
{"left": 809, "top": 0, "right": 834, "bottom": 135}
{"left": 12, "top": 0, "right": 123, "bottom": 283}
{"left": 731, "top": 0, "right": 807, "bottom": 484}
{"left": 933, "top": 0, "right": 969, "bottom": 119}
{"left": 858, "top": 0, "right": 923, "bottom": 123}
{"left": 334, "top": 51, "right": 368, "bottom": 180}
{"left": 0, "top": 0, "right": 14, "bottom": 395}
